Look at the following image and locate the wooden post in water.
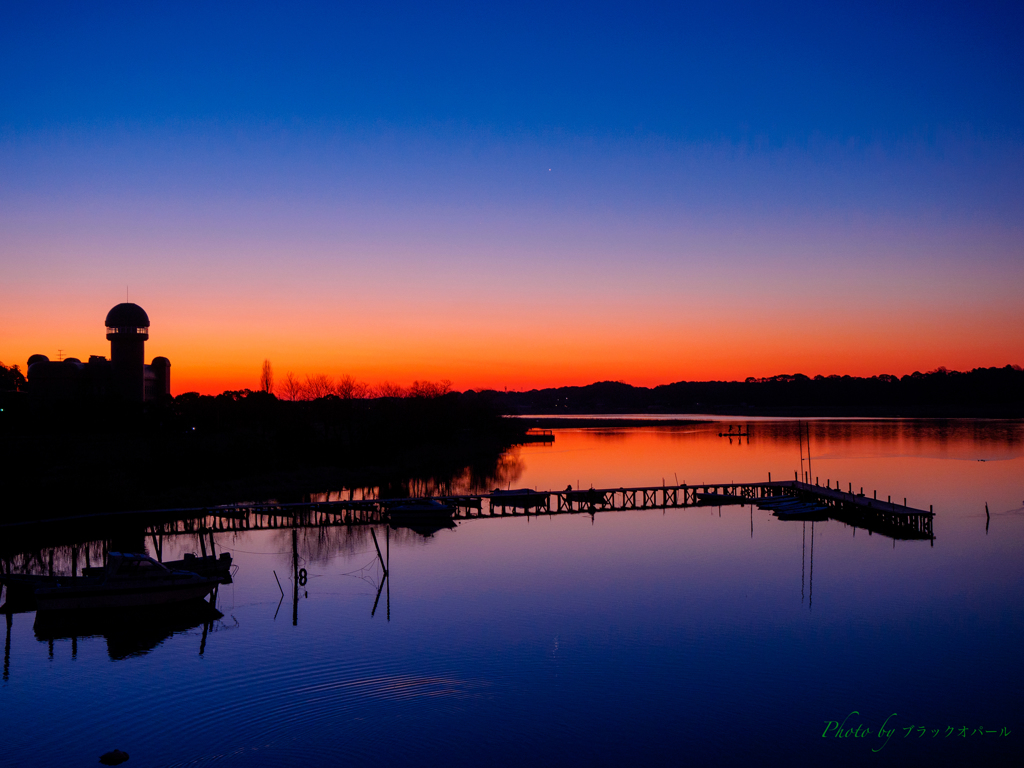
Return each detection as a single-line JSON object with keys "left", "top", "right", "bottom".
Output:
{"left": 798, "top": 422, "right": 804, "bottom": 480}
{"left": 806, "top": 422, "right": 813, "bottom": 483}
{"left": 370, "top": 528, "right": 388, "bottom": 576}
{"left": 4, "top": 611, "right": 12, "bottom": 683}
{"left": 292, "top": 529, "right": 299, "bottom": 627}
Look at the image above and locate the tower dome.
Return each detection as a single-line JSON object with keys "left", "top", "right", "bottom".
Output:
{"left": 105, "top": 303, "right": 150, "bottom": 333}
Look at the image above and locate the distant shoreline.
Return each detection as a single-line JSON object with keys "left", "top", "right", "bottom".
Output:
{"left": 464, "top": 367, "right": 1024, "bottom": 420}
{"left": 517, "top": 412, "right": 1024, "bottom": 428}
{"left": 519, "top": 416, "right": 704, "bottom": 428}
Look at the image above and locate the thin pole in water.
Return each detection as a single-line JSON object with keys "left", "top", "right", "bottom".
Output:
{"left": 801, "top": 521, "right": 806, "bottom": 604}
{"left": 806, "top": 422, "right": 813, "bottom": 482}
{"left": 798, "top": 422, "right": 804, "bottom": 480}
{"left": 808, "top": 520, "right": 815, "bottom": 611}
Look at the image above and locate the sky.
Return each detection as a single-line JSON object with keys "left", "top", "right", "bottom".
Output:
{"left": 2, "top": 1, "right": 1023, "bottom": 394}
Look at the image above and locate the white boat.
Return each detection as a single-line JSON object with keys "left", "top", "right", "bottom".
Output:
{"left": 33, "top": 552, "right": 219, "bottom": 611}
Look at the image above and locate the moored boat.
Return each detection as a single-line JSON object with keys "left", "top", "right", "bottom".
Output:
{"left": 489, "top": 488, "right": 550, "bottom": 509}
{"left": 565, "top": 487, "right": 607, "bottom": 507}
{"left": 33, "top": 552, "right": 219, "bottom": 611}
{"left": 82, "top": 552, "right": 233, "bottom": 582}
{"left": 386, "top": 499, "right": 455, "bottom": 520}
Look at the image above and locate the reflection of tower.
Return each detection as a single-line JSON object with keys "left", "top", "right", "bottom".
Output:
{"left": 105, "top": 303, "right": 150, "bottom": 402}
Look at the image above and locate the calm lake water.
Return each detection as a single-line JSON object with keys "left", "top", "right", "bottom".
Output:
{"left": 2, "top": 420, "right": 1023, "bottom": 766}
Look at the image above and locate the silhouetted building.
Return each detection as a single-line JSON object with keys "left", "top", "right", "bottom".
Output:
{"left": 27, "top": 303, "right": 171, "bottom": 403}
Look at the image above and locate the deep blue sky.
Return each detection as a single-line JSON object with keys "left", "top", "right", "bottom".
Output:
{"left": 2, "top": 2, "right": 1023, "bottom": 390}
{"left": 4, "top": 1, "right": 1022, "bottom": 143}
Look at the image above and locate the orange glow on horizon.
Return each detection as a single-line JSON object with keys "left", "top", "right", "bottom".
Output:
{"left": 3, "top": 251, "right": 1022, "bottom": 395}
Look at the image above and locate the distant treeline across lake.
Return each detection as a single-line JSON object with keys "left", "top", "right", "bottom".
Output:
{"left": 464, "top": 366, "right": 1024, "bottom": 417}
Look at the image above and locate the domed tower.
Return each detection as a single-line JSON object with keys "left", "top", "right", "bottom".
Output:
{"left": 106, "top": 303, "right": 150, "bottom": 402}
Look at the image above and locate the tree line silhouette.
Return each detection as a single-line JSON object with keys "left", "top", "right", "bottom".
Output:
{"left": 260, "top": 360, "right": 452, "bottom": 401}
{"left": 466, "top": 365, "right": 1024, "bottom": 417}
{"left": 2, "top": 360, "right": 1021, "bottom": 415}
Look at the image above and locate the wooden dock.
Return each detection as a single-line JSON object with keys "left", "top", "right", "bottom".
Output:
{"left": 0, "top": 478, "right": 936, "bottom": 603}
{"left": 116, "top": 478, "right": 933, "bottom": 542}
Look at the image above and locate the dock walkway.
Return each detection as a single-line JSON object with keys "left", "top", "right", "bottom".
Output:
{"left": 121, "top": 478, "right": 933, "bottom": 542}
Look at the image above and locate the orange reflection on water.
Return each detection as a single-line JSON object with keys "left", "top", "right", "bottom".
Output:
{"left": 511, "top": 420, "right": 1024, "bottom": 522}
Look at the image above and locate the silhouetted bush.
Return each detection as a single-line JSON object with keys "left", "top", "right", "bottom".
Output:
{"left": 0, "top": 361, "right": 27, "bottom": 392}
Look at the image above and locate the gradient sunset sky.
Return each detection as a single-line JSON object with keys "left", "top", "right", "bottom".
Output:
{"left": 2, "top": 2, "right": 1022, "bottom": 394}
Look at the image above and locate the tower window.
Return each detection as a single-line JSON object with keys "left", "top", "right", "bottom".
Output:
{"left": 106, "top": 327, "right": 149, "bottom": 336}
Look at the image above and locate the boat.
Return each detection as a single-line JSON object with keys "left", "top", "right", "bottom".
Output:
{"left": 770, "top": 504, "right": 830, "bottom": 521}
{"left": 565, "top": 487, "right": 607, "bottom": 507}
{"left": 0, "top": 552, "right": 233, "bottom": 613}
{"left": 773, "top": 509, "right": 829, "bottom": 521}
{"left": 386, "top": 498, "right": 455, "bottom": 520}
{"left": 695, "top": 491, "right": 749, "bottom": 506}
{"left": 166, "top": 552, "right": 234, "bottom": 581}
{"left": 33, "top": 552, "right": 220, "bottom": 611}
{"left": 757, "top": 497, "right": 805, "bottom": 509}
{"left": 489, "top": 488, "right": 550, "bottom": 509}
{"left": 83, "top": 552, "right": 234, "bottom": 583}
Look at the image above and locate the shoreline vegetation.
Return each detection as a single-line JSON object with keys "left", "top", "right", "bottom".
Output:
{"left": 1, "top": 364, "right": 1021, "bottom": 524}
{"left": 0, "top": 386, "right": 526, "bottom": 524}
{"left": 472, "top": 366, "right": 1024, "bottom": 419}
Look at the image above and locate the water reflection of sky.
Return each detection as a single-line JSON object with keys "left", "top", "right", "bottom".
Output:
{"left": 2, "top": 421, "right": 1022, "bottom": 766}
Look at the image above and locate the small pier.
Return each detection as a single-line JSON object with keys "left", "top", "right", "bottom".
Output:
{"left": 0, "top": 480, "right": 934, "bottom": 546}
{"left": 783, "top": 481, "right": 933, "bottom": 540}
{"left": 54, "top": 478, "right": 931, "bottom": 543}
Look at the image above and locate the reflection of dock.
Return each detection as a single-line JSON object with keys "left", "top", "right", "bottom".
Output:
{"left": 113, "top": 478, "right": 933, "bottom": 542}
{"left": 514, "top": 429, "right": 555, "bottom": 445}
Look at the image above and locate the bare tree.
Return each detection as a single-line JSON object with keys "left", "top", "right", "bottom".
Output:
{"left": 335, "top": 374, "right": 370, "bottom": 399}
{"left": 304, "top": 373, "right": 335, "bottom": 400}
{"left": 373, "top": 380, "right": 407, "bottom": 398}
{"left": 282, "top": 371, "right": 303, "bottom": 401}
{"left": 259, "top": 359, "right": 274, "bottom": 394}
{"left": 409, "top": 379, "right": 453, "bottom": 398}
